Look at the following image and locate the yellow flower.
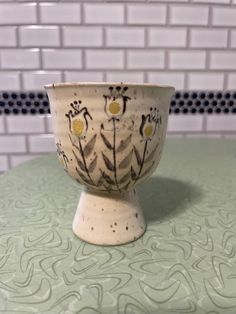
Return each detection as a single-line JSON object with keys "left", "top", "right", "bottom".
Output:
{"left": 104, "top": 86, "right": 130, "bottom": 120}
{"left": 140, "top": 107, "right": 160, "bottom": 141}
{"left": 72, "top": 119, "right": 85, "bottom": 137}
{"left": 65, "top": 100, "right": 92, "bottom": 139}
{"left": 109, "top": 101, "right": 121, "bottom": 115}
{"left": 143, "top": 124, "right": 154, "bottom": 138}
{"left": 105, "top": 98, "right": 124, "bottom": 120}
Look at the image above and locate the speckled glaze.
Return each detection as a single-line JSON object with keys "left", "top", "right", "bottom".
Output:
{"left": 45, "top": 82, "right": 175, "bottom": 245}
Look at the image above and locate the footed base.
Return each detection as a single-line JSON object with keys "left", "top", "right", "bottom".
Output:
{"left": 72, "top": 189, "right": 146, "bottom": 245}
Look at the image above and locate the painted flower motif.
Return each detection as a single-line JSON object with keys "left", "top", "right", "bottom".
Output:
{"left": 140, "top": 107, "right": 161, "bottom": 141}
{"left": 104, "top": 86, "right": 130, "bottom": 121}
{"left": 71, "top": 118, "right": 86, "bottom": 137}
{"left": 65, "top": 100, "right": 92, "bottom": 139}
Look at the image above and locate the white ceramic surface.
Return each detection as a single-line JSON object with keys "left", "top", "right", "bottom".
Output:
{"left": 45, "top": 82, "right": 175, "bottom": 245}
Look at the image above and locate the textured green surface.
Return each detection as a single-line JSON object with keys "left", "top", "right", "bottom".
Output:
{"left": 0, "top": 138, "right": 236, "bottom": 314}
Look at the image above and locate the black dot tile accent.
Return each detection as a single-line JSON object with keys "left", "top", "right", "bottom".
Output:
{"left": 0, "top": 91, "right": 235, "bottom": 115}
{"left": 168, "top": 91, "right": 236, "bottom": 115}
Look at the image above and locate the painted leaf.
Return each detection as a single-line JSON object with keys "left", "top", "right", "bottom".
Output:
{"left": 101, "top": 132, "right": 113, "bottom": 150}
{"left": 131, "top": 166, "right": 137, "bottom": 180}
{"left": 140, "top": 162, "right": 155, "bottom": 179}
{"left": 117, "top": 134, "right": 132, "bottom": 153}
{"left": 96, "top": 175, "right": 104, "bottom": 187}
{"left": 123, "top": 181, "right": 131, "bottom": 190}
{"left": 145, "top": 144, "right": 159, "bottom": 164}
{"left": 102, "top": 153, "right": 115, "bottom": 171}
{"left": 133, "top": 145, "right": 142, "bottom": 166}
{"left": 72, "top": 150, "right": 86, "bottom": 172}
{"left": 75, "top": 167, "right": 89, "bottom": 183}
{"left": 76, "top": 167, "right": 96, "bottom": 186}
{"left": 118, "top": 150, "right": 133, "bottom": 169}
{"left": 83, "top": 134, "right": 97, "bottom": 158}
{"left": 69, "top": 134, "right": 80, "bottom": 151}
{"left": 88, "top": 155, "right": 97, "bottom": 173}
{"left": 102, "top": 171, "right": 115, "bottom": 185}
{"left": 104, "top": 184, "right": 113, "bottom": 192}
{"left": 119, "top": 171, "right": 131, "bottom": 184}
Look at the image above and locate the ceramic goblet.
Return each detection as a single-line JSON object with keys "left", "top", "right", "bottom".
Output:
{"left": 45, "top": 83, "right": 175, "bottom": 245}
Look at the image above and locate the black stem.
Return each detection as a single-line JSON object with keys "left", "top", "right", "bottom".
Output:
{"left": 137, "top": 140, "right": 148, "bottom": 180}
{"left": 112, "top": 118, "right": 120, "bottom": 191}
{"left": 69, "top": 134, "right": 94, "bottom": 184}
{"left": 78, "top": 138, "right": 94, "bottom": 183}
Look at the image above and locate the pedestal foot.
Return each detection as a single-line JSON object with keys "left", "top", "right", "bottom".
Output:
{"left": 72, "top": 189, "right": 146, "bottom": 245}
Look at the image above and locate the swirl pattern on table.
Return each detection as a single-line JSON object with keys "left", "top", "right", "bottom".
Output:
{"left": 0, "top": 138, "right": 236, "bottom": 314}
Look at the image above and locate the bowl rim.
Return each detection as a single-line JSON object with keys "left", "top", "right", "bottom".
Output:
{"left": 44, "top": 81, "right": 175, "bottom": 90}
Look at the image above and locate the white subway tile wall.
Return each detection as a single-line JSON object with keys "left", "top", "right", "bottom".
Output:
{"left": 1, "top": 49, "right": 40, "bottom": 69}
{"left": 63, "top": 27, "right": 103, "bottom": 47}
{"left": 6, "top": 116, "right": 45, "bottom": 134}
{"left": 0, "top": 117, "right": 5, "bottom": 134}
{"left": 228, "top": 74, "right": 236, "bottom": 89}
{"left": 0, "top": 27, "right": 17, "bottom": 47}
{"left": 127, "top": 5, "right": 166, "bottom": 25}
{"left": 148, "top": 72, "right": 185, "bottom": 89}
{"left": 0, "top": 72, "right": 20, "bottom": 90}
{"left": 86, "top": 50, "right": 124, "bottom": 69}
{"left": 170, "top": 5, "right": 209, "bottom": 25}
{"left": 0, "top": 155, "right": 9, "bottom": 172}
{"left": 168, "top": 115, "right": 204, "bottom": 132}
{"left": 106, "top": 72, "right": 144, "bottom": 83}
{"left": 190, "top": 29, "right": 228, "bottom": 48}
{"left": 188, "top": 73, "right": 224, "bottom": 90}
{"left": 0, "top": 3, "right": 37, "bottom": 25}
{"left": 0, "top": 135, "right": 26, "bottom": 153}
{"left": 0, "top": 0, "right": 236, "bottom": 172}
{"left": 127, "top": 50, "right": 165, "bottom": 69}
{"left": 42, "top": 49, "right": 83, "bottom": 69}
{"left": 28, "top": 134, "right": 55, "bottom": 153}
{"left": 20, "top": 26, "right": 60, "bottom": 47}
{"left": 206, "top": 115, "right": 236, "bottom": 131}
{"left": 0, "top": 1, "right": 235, "bottom": 90}
{"left": 64, "top": 71, "right": 104, "bottom": 82}
{"left": 84, "top": 4, "right": 124, "bottom": 24}
{"left": 22, "top": 71, "right": 62, "bottom": 90}
{"left": 148, "top": 28, "right": 187, "bottom": 47}
{"left": 106, "top": 28, "right": 145, "bottom": 47}
{"left": 169, "top": 51, "right": 206, "bottom": 69}
{"left": 39, "top": 3, "right": 81, "bottom": 24}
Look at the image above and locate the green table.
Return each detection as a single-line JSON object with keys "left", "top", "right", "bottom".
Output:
{"left": 1, "top": 139, "right": 236, "bottom": 314}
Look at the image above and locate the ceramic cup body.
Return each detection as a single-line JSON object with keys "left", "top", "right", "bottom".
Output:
{"left": 45, "top": 83, "right": 175, "bottom": 245}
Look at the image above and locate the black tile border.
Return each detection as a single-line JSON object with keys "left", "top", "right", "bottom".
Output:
{"left": 0, "top": 91, "right": 236, "bottom": 115}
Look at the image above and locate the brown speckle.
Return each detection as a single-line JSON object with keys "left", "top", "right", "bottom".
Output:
{"left": 91, "top": 227, "right": 94, "bottom": 231}
{"left": 113, "top": 230, "right": 115, "bottom": 233}
{"left": 102, "top": 208, "right": 104, "bottom": 211}
{"left": 126, "top": 226, "right": 128, "bottom": 231}
{"left": 135, "top": 213, "right": 138, "bottom": 218}
{"left": 110, "top": 224, "right": 113, "bottom": 228}
{"left": 114, "top": 222, "right": 117, "bottom": 226}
